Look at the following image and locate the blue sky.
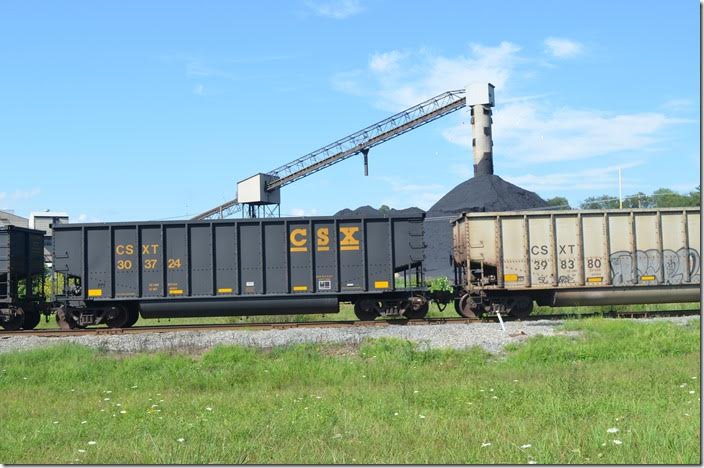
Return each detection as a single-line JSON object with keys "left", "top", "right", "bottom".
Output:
{"left": 0, "top": 0, "right": 699, "bottom": 222}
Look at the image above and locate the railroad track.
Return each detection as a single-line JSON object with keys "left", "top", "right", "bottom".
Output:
{"left": 0, "top": 309, "right": 699, "bottom": 338}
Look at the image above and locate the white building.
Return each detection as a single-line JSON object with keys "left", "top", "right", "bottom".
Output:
{"left": 0, "top": 209, "right": 29, "bottom": 228}
{"left": 30, "top": 211, "right": 69, "bottom": 236}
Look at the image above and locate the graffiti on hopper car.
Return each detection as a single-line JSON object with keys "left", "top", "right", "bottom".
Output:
{"left": 609, "top": 248, "right": 701, "bottom": 285}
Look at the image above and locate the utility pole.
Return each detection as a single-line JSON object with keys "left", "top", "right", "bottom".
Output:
{"left": 618, "top": 168, "right": 623, "bottom": 209}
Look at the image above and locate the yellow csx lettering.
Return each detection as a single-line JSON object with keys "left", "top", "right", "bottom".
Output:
{"left": 316, "top": 227, "right": 330, "bottom": 252}
{"left": 142, "top": 244, "right": 159, "bottom": 255}
{"left": 115, "top": 244, "right": 134, "bottom": 255}
{"left": 290, "top": 228, "right": 307, "bottom": 252}
{"left": 340, "top": 226, "right": 360, "bottom": 251}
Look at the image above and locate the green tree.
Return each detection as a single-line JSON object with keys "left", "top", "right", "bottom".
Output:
{"left": 651, "top": 188, "right": 691, "bottom": 207}
{"left": 378, "top": 204, "right": 392, "bottom": 215}
{"left": 580, "top": 187, "right": 700, "bottom": 210}
{"left": 545, "top": 196, "right": 570, "bottom": 209}
{"left": 580, "top": 195, "right": 619, "bottom": 209}
{"left": 622, "top": 192, "right": 654, "bottom": 208}
{"left": 687, "top": 186, "right": 700, "bottom": 206}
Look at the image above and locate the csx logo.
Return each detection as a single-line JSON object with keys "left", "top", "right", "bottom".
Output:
{"left": 115, "top": 244, "right": 159, "bottom": 255}
{"left": 289, "top": 226, "right": 360, "bottom": 252}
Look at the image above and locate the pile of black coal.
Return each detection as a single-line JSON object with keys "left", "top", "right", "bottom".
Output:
{"left": 334, "top": 174, "right": 546, "bottom": 279}
{"left": 334, "top": 205, "right": 425, "bottom": 217}
{"left": 424, "top": 174, "right": 548, "bottom": 278}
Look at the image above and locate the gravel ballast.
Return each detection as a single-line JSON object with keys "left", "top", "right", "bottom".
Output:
{"left": 0, "top": 315, "right": 697, "bottom": 355}
{"left": 0, "top": 320, "right": 565, "bottom": 355}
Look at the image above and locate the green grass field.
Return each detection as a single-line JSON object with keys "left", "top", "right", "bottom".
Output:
{"left": 1, "top": 317, "right": 699, "bottom": 464}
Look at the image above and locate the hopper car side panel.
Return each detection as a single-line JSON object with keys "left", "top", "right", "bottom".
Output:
{"left": 452, "top": 208, "right": 701, "bottom": 314}
{"left": 52, "top": 216, "right": 425, "bottom": 323}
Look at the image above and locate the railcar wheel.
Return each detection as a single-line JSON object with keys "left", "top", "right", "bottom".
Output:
{"left": 106, "top": 304, "right": 130, "bottom": 329}
{"left": 457, "top": 294, "right": 483, "bottom": 319}
{"left": 1, "top": 308, "right": 24, "bottom": 331}
{"left": 56, "top": 307, "right": 82, "bottom": 330}
{"left": 403, "top": 296, "right": 429, "bottom": 319}
{"left": 509, "top": 296, "right": 533, "bottom": 320}
{"left": 354, "top": 300, "right": 381, "bottom": 321}
{"left": 21, "top": 307, "right": 41, "bottom": 330}
{"left": 123, "top": 305, "right": 140, "bottom": 328}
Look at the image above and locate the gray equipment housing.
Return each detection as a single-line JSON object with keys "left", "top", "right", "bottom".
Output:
{"left": 52, "top": 215, "right": 425, "bottom": 319}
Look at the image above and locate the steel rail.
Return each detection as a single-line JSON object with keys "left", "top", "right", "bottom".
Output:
{"left": 2, "top": 309, "right": 699, "bottom": 337}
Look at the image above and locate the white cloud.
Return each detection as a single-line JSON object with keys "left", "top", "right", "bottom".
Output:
{"left": 662, "top": 98, "right": 693, "bottom": 111}
{"left": 290, "top": 207, "right": 319, "bottom": 216}
{"left": 304, "top": 0, "right": 363, "bottom": 19}
{"left": 186, "top": 62, "right": 237, "bottom": 80}
{"left": 3, "top": 188, "right": 41, "bottom": 201}
{"left": 504, "top": 161, "right": 644, "bottom": 192}
{"left": 376, "top": 176, "right": 447, "bottom": 210}
{"left": 369, "top": 50, "right": 406, "bottom": 73}
{"left": 443, "top": 102, "right": 680, "bottom": 164}
{"left": 544, "top": 37, "right": 583, "bottom": 58}
{"left": 334, "top": 41, "right": 687, "bottom": 168}
{"left": 333, "top": 43, "right": 522, "bottom": 112}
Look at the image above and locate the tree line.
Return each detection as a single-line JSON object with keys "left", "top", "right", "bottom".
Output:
{"left": 544, "top": 186, "right": 701, "bottom": 210}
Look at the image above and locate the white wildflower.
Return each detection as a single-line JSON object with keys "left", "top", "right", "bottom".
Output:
{"left": 413, "top": 390, "right": 419, "bottom": 394}
{"left": 513, "top": 379, "right": 519, "bottom": 382}
{"left": 120, "top": 410, "right": 127, "bottom": 414}
{"left": 528, "top": 461, "right": 537, "bottom": 464}
{"left": 205, "top": 407, "right": 212, "bottom": 411}
{"left": 689, "top": 390, "right": 695, "bottom": 394}
{"left": 53, "top": 421, "right": 58, "bottom": 424}
{"left": 131, "top": 385, "right": 138, "bottom": 389}
{"left": 612, "top": 439, "right": 622, "bottom": 445}
{"left": 691, "top": 376, "right": 697, "bottom": 380}
{"left": 103, "top": 398, "right": 110, "bottom": 401}
{"left": 679, "top": 383, "right": 687, "bottom": 388}
{"left": 481, "top": 442, "right": 491, "bottom": 447}
{"left": 332, "top": 433, "right": 342, "bottom": 439}
{"left": 81, "top": 421, "right": 87, "bottom": 424}
{"left": 607, "top": 427, "right": 619, "bottom": 433}
{"left": 105, "top": 391, "right": 112, "bottom": 394}
{"left": 491, "top": 396, "right": 498, "bottom": 399}
{"left": 419, "top": 415, "right": 426, "bottom": 419}
{"left": 177, "top": 438, "right": 185, "bottom": 443}
{"left": 87, "top": 441, "right": 97, "bottom": 445}
{"left": 116, "top": 403, "right": 122, "bottom": 407}
{"left": 520, "top": 444, "right": 532, "bottom": 449}
{"left": 394, "top": 412, "right": 399, "bottom": 416}
{"left": 77, "top": 449, "right": 86, "bottom": 453}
